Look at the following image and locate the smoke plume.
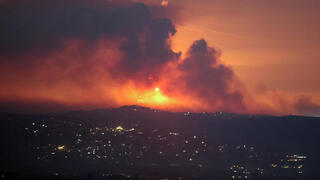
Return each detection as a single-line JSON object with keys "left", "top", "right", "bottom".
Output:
{"left": 0, "top": 0, "right": 318, "bottom": 116}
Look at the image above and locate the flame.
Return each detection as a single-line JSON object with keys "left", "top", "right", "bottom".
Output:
{"left": 161, "top": 0, "right": 168, "bottom": 7}
{"left": 57, "top": 145, "right": 65, "bottom": 151}
{"left": 136, "top": 87, "right": 170, "bottom": 107}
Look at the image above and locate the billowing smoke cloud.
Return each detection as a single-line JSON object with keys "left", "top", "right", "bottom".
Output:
{"left": 0, "top": 0, "right": 179, "bottom": 78}
{"left": 0, "top": 0, "right": 183, "bottom": 112}
{"left": 1, "top": 1, "right": 151, "bottom": 54}
{"left": 172, "top": 39, "right": 245, "bottom": 113}
{"left": 1, "top": 0, "right": 317, "bottom": 116}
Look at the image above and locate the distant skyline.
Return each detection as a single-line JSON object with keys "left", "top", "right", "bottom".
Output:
{"left": 0, "top": 0, "right": 319, "bottom": 116}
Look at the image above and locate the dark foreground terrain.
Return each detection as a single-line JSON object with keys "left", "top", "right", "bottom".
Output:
{"left": 1, "top": 105, "right": 320, "bottom": 180}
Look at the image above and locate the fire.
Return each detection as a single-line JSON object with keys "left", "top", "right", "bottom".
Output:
{"left": 161, "top": 0, "right": 168, "bottom": 7}
{"left": 57, "top": 145, "right": 65, "bottom": 151}
{"left": 136, "top": 87, "right": 169, "bottom": 107}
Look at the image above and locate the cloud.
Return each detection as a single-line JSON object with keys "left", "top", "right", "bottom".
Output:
{"left": 0, "top": 0, "right": 181, "bottom": 83}
{"left": 173, "top": 39, "right": 245, "bottom": 112}
{"left": 0, "top": 1, "right": 177, "bottom": 61}
{"left": 119, "top": 17, "right": 180, "bottom": 76}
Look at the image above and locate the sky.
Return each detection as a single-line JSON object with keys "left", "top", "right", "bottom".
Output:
{"left": 169, "top": 0, "right": 320, "bottom": 93}
{"left": 0, "top": 0, "right": 319, "bottom": 116}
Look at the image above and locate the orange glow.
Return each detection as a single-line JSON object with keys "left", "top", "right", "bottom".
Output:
{"left": 161, "top": 0, "right": 168, "bottom": 7}
{"left": 0, "top": 36, "right": 319, "bottom": 116}
{"left": 0, "top": 37, "right": 213, "bottom": 113}
{"left": 57, "top": 145, "right": 65, "bottom": 151}
{"left": 138, "top": 88, "right": 169, "bottom": 106}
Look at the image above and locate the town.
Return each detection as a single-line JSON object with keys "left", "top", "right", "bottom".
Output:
{"left": 1, "top": 106, "right": 319, "bottom": 179}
